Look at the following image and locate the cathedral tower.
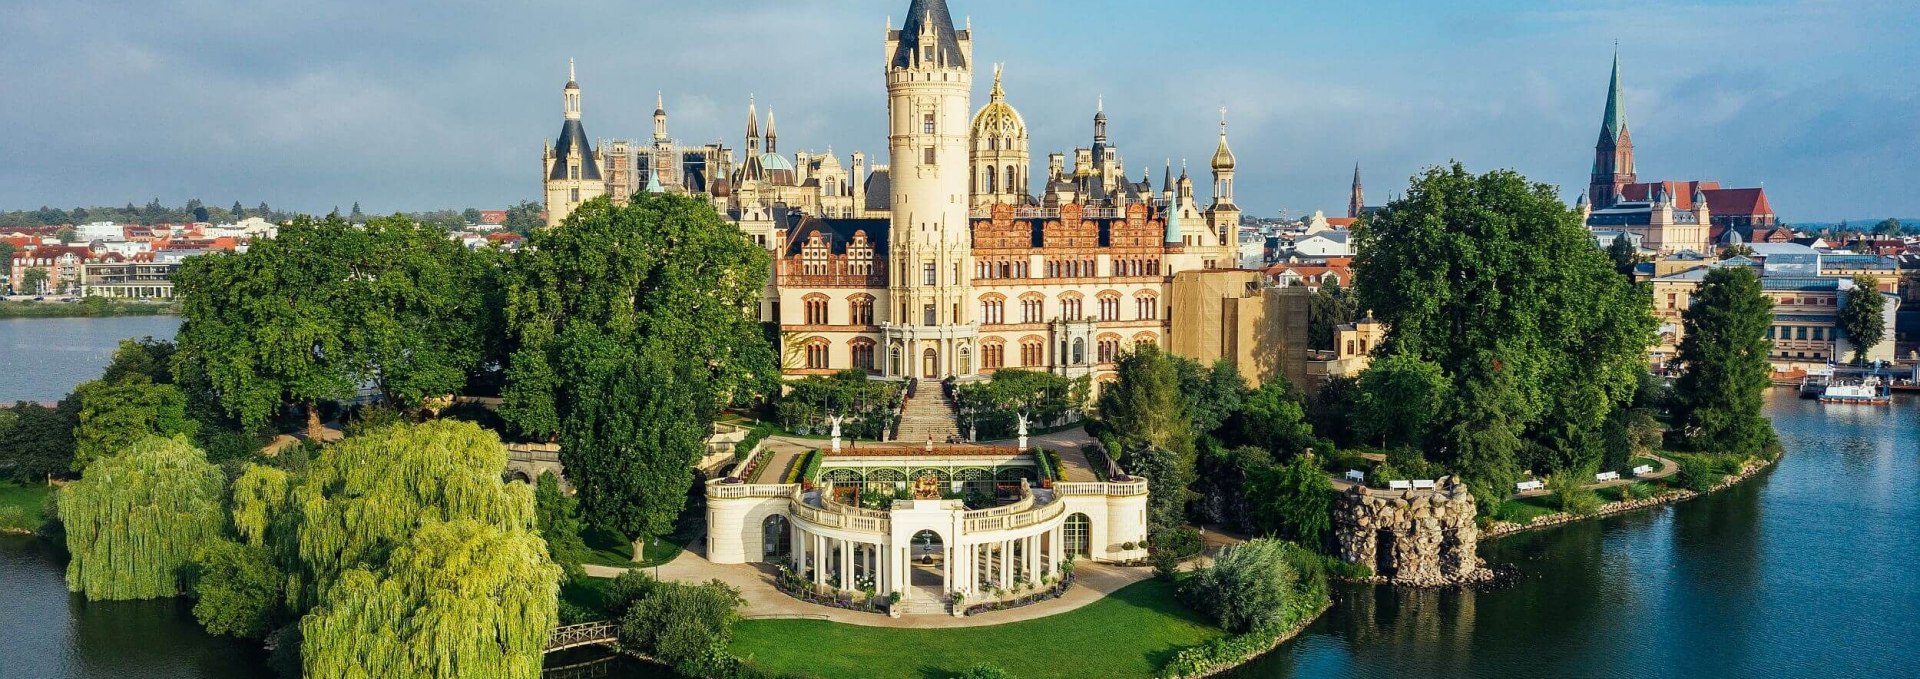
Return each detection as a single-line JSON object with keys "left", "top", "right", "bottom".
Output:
{"left": 1590, "top": 50, "right": 1636, "bottom": 209}
{"left": 882, "top": 0, "right": 975, "bottom": 379}
{"left": 1206, "top": 110, "right": 1240, "bottom": 249}
{"left": 970, "top": 64, "right": 1029, "bottom": 209}
{"left": 1348, "top": 164, "right": 1364, "bottom": 219}
{"left": 543, "top": 59, "right": 606, "bottom": 228}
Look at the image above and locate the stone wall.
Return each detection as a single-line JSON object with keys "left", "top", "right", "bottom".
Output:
{"left": 1332, "top": 475, "right": 1480, "bottom": 587}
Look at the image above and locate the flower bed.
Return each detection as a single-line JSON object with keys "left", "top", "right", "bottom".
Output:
{"left": 771, "top": 562, "right": 888, "bottom": 615}
{"left": 962, "top": 572, "right": 1075, "bottom": 616}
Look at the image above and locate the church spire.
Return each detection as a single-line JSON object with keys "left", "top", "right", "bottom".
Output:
{"left": 1601, "top": 48, "right": 1629, "bottom": 143}
{"left": 1589, "top": 47, "right": 1637, "bottom": 210}
{"left": 1348, "top": 163, "right": 1365, "bottom": 219}
{"left": 766, "top": 107, "right": 778, "bottom": 154}
{"left": 746, "top": 96, "right": 760, "bottom": 153}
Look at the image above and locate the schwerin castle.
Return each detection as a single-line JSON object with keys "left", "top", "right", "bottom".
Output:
{"left": 538, "top": 0, "right": 1303, "bottom": 391}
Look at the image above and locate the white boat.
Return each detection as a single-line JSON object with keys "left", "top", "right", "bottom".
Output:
{"left": 1819, "top": 377, "right": 1891, "bottom": 405}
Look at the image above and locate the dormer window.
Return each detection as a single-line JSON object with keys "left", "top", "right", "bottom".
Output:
{"left": 923, "top": 46, "right": 934, "bottom": 62}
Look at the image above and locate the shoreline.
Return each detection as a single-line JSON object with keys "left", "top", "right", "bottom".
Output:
{"left": 0, "top": 302, "right": 179, "bottom": 319}
{"left": 1482, "top": 454, "right": 1777, "bottom": 541}
{"left": 1169, "top": 600, "right": 1333, "bottom": 679}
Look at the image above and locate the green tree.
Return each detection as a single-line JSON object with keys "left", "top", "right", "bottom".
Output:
{"left": 188, "top": 538, "right": 286, "bottom": 639}
{"left": 1228, "top": 379, "right": 1314, "bottom": 455}
{"left": 60, "top": 436, "right": 226, "bottom": 600}
{"left": 1355, "top": 353, "right": 1449, "bottom": 450}
{"left": 70, "top": 376, "right": 196, "bottom": 470}
{"left": 1097, "top": 345, "right": 1196, "bottom": 464}
{"left": 101, "top": 337, "right": 176, "bottom": 385}
{"left": 1672, "top": 267, "right": 1774, "bottom": 456}
{"left": 231, "top": 201, "right": 244, "bottom": 220}
{"left": 1179, "top": 538, "right": 1298, "bottom": 633}
{"left": 503, "top": 200, "right": 543, "bottom": 235}
{"left": 1247, "top": 454, "right": 1333, "bottom": 549}
{"left": 1307, "top": 278, "right": 1360, "bottom": 350}
{"left": 1608, "top": 233, "right": 1637, "bottom": 277}
{"left": 1719, "top": 243, "right": 1756, "bottom": 260}
{"left": 1353, "top": 163, "right": 1653, "bottom": 482}
{"left": 535, "top": 471, "right": 590, "bottom": 581}
{"left": 1175, "top": 357, "right": 1246, "bottom": 436}
{"left": 1122, "top": 444, "right": 1190, "bottom": 537}
{"left": 502, "top": 194, "right": 774, "bottom": 558}
{"left": 301, "top": 519, "right": 559, "bottom": 679}
{"left": 1839, "top": 275, "right": 1887, "bottom": 364}
{"left": 21, "top": 267, "right": 49, "bottom": 294}
{"left": 0, "top": 401, "right": 75, "bottom": 482}
{"left": 462, "top": 208, "right": 483, "bottom": 224}
{"left": 56, "top": 226, "right": 77, "bottom": 243}
{"left": 1872, "top": 217, "right": 1903, "bottom": 236}
{"left": 0, "top": 241, "right": 15, "bottom": 284}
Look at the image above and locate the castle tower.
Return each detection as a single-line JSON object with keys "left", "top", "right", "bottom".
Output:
{"left": 543, "top": 59, "right": 606, "bottom": 228}
{"left": 883, "top": 0, "right": 974, "bottom": 379}
{"left": 1348, "top": 163, "right": 1365, "bottom": 219}
{"left": 970, "top": 64, "right": 1029, "bottom": 208}
{"left": 1589, "top": 50, "right": 1636, "bottom": 209}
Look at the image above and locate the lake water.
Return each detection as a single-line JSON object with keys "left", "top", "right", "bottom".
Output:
{"left": 0, "top": 316, "right": 182, "bottom": 403}
{"left": 1, "top": 391, "right": 1913, "bottom": 678}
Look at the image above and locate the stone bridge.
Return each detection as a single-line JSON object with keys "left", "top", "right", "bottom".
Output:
{"left": 506, "top": 442, "right": 566, "bottom": 486}
{"left": 1331, "top": 475, "right": 1480, "bottom": 586}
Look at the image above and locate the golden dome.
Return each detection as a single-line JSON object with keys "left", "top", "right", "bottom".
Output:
{"left": 970, "top": 65, "right": 1028, "bottom": 142}
{"left": 1210, "top": 108, "right": 1236, "bottom": 171}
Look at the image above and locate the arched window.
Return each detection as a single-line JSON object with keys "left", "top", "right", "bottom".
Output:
{"left": 1133, "top": 332, "right": 1158, "bottom": 348}
{"left": 803, "top": 295, "right": 830, "bottom": 325}
{"left": 958, "top": 346, "right": 972, "bottom": 374}
{"left": 985, "top": 166, "right": 996, "bottom": 194}
{"left": 1021, "top": 295, "right": 1044, "bottom": 324}
{"left": 849, "top": 295, "right": 875, "bottom": 325}
{"left": 1006, "top": 165, "right": 1017, "bottom": 193}
{"left": 1097, "top": 335, "right": 1121, "bottom": 364}
{"left": 889, "top": 345, "right": 903, "bottom": 375}
{"left": 1064, "top": 513, "right": 1091, "bottom": 558}
{"left": 1020, "top": 337, "right": 1044, "bottom": 367}
{"left": 805, "top": 339, "right": 831, "bottom": 370}
{"left": 981, "top": 340, "right": 1005, "bottom": 370}
{"left": 850, "top": 338, "right": 876, "bottom": 372}
{"left": 1071, "top": 338, "right": 1085, "bottom": 365}
{"left": 1098, "top": 292, "right": 1121, "bottom": 321}
{"left": 1135, "top": 293, "right": 1159, "bottom": 320}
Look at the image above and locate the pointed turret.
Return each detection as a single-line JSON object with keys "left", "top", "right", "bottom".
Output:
{"left": 766, "top": 107, "right": 778, "bottom": 154}
{"left": 1600, "top": 50, "right": 1629, "bottom": 144}
{"left": 893, "top": 0, "right": 965, "bottom": 69}
{"left": 653, "top": 91, "right": 668, "bottom": 142}
{"left": 1162, "top": 159, "right": 1174, "bottom": 201}
{"left": 746, "top": 97, "right": 760, "bottom": 154}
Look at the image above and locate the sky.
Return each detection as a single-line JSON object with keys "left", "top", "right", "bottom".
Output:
{"left": 3, "top": 0, "right": 1917, "bottom": 223}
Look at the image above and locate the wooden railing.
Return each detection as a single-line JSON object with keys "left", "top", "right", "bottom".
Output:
{"left": 545, "top": 621, "right": 617, "bottom": 653}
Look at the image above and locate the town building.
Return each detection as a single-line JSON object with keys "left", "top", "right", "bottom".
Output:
{"left": 1648, "top": 246, "right": 1900, "bottom": 370}
{"left": 1583, "top": 52, "right": 1777, "bottom": 254}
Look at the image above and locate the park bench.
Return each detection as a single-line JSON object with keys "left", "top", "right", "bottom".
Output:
{"left": 1516, "top": 480, "right": 1544, "bottom": 492}
{"left": 1595, "top": 471, "right": 1621, "bottom": 482}
{"left": 1345, "top": 470, "right": 1366, "bottom": 483}
{"left": 1411, "top": 479, "right": 1436, "bottom": 490}
{"left": 1632, "top": 465, "right": 1654, "bottom": 477}
{"left": 1388, "top": 480, "right": 1413, "bottom": 491}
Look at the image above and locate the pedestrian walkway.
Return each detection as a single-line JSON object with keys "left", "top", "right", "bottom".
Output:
{"left": 583, "top": 535, "right": 1153, "bottom": 629}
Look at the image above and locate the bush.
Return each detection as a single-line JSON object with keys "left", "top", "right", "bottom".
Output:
{"left": 0, "top": 505, "right": 29, "bottom": 532}
{"left": 1180, "top": 538, "right": 1297, "bottom": 633}
{"left": 188, "top": 539, "right": 285, "bottom": 639}
{"left": 1547, "top": 473, "right": 1601, "bottom": 516}
{"left": 1676, "top": 455, "right": 1720, "bottom": 492}
{"left": 956, "top": 663, "right": 1015, "bottom": 679}
{"left": 617, "top": 579, "right": 744, "bottom": 678}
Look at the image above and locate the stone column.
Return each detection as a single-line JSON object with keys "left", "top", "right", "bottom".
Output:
{"left": 814, "top": 534, "right": 827, "bottom": 588}
{"left": 1027, "top": 535, "right": 1039, "bottom": 580}
{"left": 942, "top": 544, "right": 954, "bottom": 594}
{"left": 999, "top": 540, "right": 1012, "bottom": 588}
{"left": 840, "top": 539, "right": 854, "bottom": 591}
{"left": 1049, "top": 527, "right": 1063, "bottom": 576}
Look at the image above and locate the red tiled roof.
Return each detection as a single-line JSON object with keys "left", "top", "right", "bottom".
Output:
{"left": 1619, "top": 180, "right": 1773, "bottom": 218}
{"left": 486, "top": 232, "right": 524, "bottom": 242}
{"left": 1325, "top": 217, "right": 1358, "bottom": 228}
{"left": 478, "top": 210, "right": 508, "bottom": 225}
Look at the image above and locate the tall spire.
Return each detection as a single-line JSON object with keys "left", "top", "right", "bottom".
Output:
{"left": 1348, "top": 163, "right": 1365, "bottom": 219}
{"left": 1601, "top": 47, "right": 1629, "bottom": 142}
{"left": 765, "top": 107, "right": 778, "bottom": 154}
{"left": 1210, "top": 107, "right": 1235, "bottom": 171}
{"left": 653, "top": 91, "right": 668, "bottom": 142}
{"left": 562, "top": 59, "right": 581, "bottom": 121}
{"left": 893, "top": 0, "right": 964, "bottom": 69}
{"left": 746, "top": 96, "right": 759, "bottom": 153}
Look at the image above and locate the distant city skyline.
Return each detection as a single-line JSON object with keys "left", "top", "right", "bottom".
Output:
{"left": 2, "top": 0, "right": 1914, "bottom": 222}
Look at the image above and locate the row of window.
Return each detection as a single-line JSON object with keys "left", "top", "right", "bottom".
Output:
{"left": 1767, "top": 326, "right": 1829, "bottom": 341}
{"left": 802, "top": 293, "right": 1160, "bottom": 326}
{"left": 801, "top": 336, "right": 1157, "bottom": 371}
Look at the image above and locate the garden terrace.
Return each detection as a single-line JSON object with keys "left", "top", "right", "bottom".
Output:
{"left": 706, "top": 445, "right": 1150, "bottom": 615}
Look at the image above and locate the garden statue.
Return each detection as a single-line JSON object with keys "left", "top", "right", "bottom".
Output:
{"left": 829, "top": 415, "right": 845, "bottom": 453}
{"left": 1016, "top": 413, "right": 1030, "bottom": 452}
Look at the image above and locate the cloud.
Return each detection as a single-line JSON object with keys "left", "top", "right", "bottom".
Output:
{"left": 0, "top": 0, "right": 1912, "bottom": 220}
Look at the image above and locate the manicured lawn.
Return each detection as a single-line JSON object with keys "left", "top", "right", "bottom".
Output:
{"left": 729, "top": 577, "right": 1226, "bottom": 679}
{"left": 0, "top": 481, "right": 51, "bottom": 530}
{"left": 579, "top": 504, "right": 703, "bottom": 568}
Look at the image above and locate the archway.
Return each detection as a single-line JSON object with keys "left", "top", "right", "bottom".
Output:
{"left": 909, "top": 529, "right": 946, "bottom": 597}
{"left": 1375, "top": 530, "right": 1397, "bottom": 578}
{"left": 922, "top": 348, "right": 939, "bottom": 379}
{"left": 762, "top": 514, "right": 791, "bottom": 561}
{"left": 1064, "top": 513, "right": 1091, "bottom": 558}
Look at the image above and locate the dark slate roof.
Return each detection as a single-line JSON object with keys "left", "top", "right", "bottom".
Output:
{"left": 549, "top": 119, "right": 601, "bottom": 181}
{"left": 892, "top": 0, "right": 965, "bottom": 70}
{"left": 863, "top": 169, "right": 892, "bottom": 211}
{"left": 784, "top": 215, "right": 891, "bottom": 257}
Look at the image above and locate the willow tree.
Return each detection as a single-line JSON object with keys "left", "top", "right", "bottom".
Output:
{"left": 61, "top": 436, "right": 225, "bottom": 600}
{"left": 281, "top": 420, "right": 540, "bottom": 601}
{"left": 502, "top": 193, "right": 775, "bottom": 557}
{"left": 301, "top": 519, "right": 559, "bottom": 679}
